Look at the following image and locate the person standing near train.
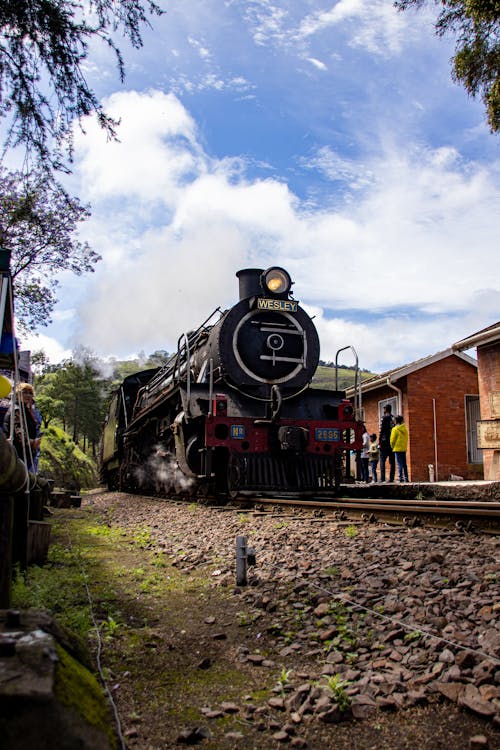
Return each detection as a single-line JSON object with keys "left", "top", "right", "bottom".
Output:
{"left": 390, "top": 415, "right": 409, "bottom": 483}
{"left": 360, "top": 426, "right": 370, "bottom": 483}
{"left": 368, "top": 433, "right": 379, "bottom": 483}
{"left": 378, "top": 403, "right": 396, "bottom": 482}
{"left": 3, "top": 382, "right": 42, "bottom": 473}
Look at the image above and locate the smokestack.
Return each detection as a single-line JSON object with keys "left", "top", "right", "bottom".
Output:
{"left": 236, "top": 268, "right": 263, "bottom": 300}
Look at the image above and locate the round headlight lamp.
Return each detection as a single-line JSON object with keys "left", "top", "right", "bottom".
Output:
{"left": 262, "top": 267, "right": 292, "bottom": 295}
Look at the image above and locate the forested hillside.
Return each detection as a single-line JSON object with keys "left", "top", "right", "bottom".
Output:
{"left": 312, "top": 364, "right": 375, "bottom": 390}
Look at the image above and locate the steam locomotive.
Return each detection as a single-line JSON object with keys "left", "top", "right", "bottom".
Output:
{"left": 100, "top": 266, "right": 363, "bottom": 498}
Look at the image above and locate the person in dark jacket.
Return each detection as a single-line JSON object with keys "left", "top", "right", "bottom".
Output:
{"left": 3, "top": 382, "right": 42, "bottom": 473}
{"left": 378, "top": 404, "right": 396, "bottom": 482}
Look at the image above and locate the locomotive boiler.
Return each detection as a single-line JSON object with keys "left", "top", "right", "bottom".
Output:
{"left": 100, "top": 266, "right": 363, "bottom": 498}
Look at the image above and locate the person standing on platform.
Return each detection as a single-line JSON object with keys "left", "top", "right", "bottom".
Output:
{"left": 360, "top": 426, "right": 370, "bottom": 483}
{"left": 368, "top": 433, "right": 379, "bottom": 483}
{"left": 390, "top": 415, "right": 409, "bottom": 483}
{"left": 379, "top": 404, "right": 396, "bottom": 483}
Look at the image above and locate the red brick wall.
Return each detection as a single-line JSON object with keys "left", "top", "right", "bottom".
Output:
{"left": 477, "top": 343, "right": 500, "bottom": 480}
{"left": 359, "top": 356, "right": 478, "bottom": 482}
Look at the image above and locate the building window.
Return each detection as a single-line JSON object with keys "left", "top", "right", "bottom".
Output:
{"left": 465, "top": 395, "right": 482, "bottom": 464}
{"left": 378, "top": 396, "right": 398, "bottom": 424}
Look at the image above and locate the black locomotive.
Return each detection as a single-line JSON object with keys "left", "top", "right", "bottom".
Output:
{"left": 100, "top": 266, "right": 363, "bottom": 498}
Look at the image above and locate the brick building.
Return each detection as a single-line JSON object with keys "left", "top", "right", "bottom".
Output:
{"left": 347, "top": 349, "right": 480, "bottom": 482}
{"left": 453, "top": 322, "right": 500, "bottom": 481}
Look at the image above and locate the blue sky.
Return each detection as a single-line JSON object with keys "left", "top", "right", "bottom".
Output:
{"left": 17, "top": 0, "right": 500, "bottom": 373}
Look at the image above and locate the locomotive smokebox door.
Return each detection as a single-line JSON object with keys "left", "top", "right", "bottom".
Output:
{"left": 216, "top": 302, "right": 320, "bottom": 397}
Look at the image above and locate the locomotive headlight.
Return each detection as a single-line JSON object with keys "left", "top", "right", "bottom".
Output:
{"left": 262, "top": 267, "right": 292, "bottom": 296}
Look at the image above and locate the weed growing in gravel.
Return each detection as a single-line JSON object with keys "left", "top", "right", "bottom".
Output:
{"left": 268, "top": 622, "right": 283, "bottom": 636}
{"left": 85, "top": 524, "right": 115, "bottom": 538}
{"left": 237, "top": 611, "right": 253, "bottom": 626}
{"left": 276, "top": 667, "right": 293, "bottom": 695}
{"left": 325, "top": 674, "right": 351, "bottom": 712}
{"left": 273, "top": 521, "right": 288, "bottom": 529}
{"left": 345, "top": 524, "right": 358, "bottom": 538}
{"left": 323, "top": 565, "right": 340, "bottom": 578}
{"left": 101, "top": 616, "right": 121, "bottom": 639}
{"left": 132, "top": 528, "right": 153, "bottom": 548}
{"left": 321, "top": 602, "right": 359, "bottom": 652}
{"left": 404, "top": 630, "right": 423, "bottom": 643}
{"left": 238, "top": 513, "right": 250, "bottom": 523}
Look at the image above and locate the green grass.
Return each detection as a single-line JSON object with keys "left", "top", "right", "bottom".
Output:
{"left": 311, "top": 365, "right": 375, "bottom": 391}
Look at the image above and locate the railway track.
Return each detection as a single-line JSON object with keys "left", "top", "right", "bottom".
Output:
{"left": 232, "top": 495, "right": 500, "bottom": 533}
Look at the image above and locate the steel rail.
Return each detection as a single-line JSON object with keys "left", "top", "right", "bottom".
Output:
{"left": 238, "top": 496, "right": 500, "bottom": 532}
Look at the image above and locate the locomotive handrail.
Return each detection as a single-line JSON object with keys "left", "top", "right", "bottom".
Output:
{"left": 335, "top": 345, "right": 363, "bottom": 418}
{"left": 120, "top": 386, "right": 128, "bottom": 428}
{"left": 142, "top": 307, "right": 223, "bottom": 398}
{"left": 176, "top": 333, "right": 191, "bottom": 412}
{"left": 208, "top": 358, "right": 214, "bottom": 415}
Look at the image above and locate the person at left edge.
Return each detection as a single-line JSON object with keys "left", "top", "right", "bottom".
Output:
{"left": 3, "top": 382, "right": 42, "bottom": 473}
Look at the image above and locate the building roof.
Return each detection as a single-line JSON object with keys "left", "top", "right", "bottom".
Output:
{"left": 452, "top": 321, "right": 500, "bottom": 352}
{"left": 346, "top": 348, "right": 477, "bottom": 397}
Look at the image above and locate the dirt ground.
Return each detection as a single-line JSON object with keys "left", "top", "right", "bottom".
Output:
{"left": 47, "top": 491, "right": 499, "bottom": 750}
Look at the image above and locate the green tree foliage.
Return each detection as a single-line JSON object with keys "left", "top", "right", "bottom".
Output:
{"left": 145, "top": 350, "right": 170, "bottom": 368}
{"left": 396, "top": 0, "right": 500, "bottom": 132}
{"left": 36, "top": 349, "right": 107, "bottom": 453}
{"left": 0, "top": 0, "right": 163, "bottom": 173}
{"left": 0, "top": 169, "right": 100, "bottom": 332}
{"left": 35, "top": 393, "right": 66, "bottom": 429}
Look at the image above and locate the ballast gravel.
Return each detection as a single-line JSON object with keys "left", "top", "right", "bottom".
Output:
{"left": 88, "top": 491, "right": 500, "bottom": 749}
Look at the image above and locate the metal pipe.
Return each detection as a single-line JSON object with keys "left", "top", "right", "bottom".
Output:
{"left": 386, "top": 377, "right": 403, "bottom": 414}
{"left": 432, "top": 398, "right": 439, "bottom": 481}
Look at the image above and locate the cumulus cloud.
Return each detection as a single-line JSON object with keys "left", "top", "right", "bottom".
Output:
{"left": 63, "top": 90, "right": 499, "bottom": 372}
{"left": 75, "top": 90, "right": 202, "bottom": 204}
{"left": 20, "top": 332, "right": 72, "bottom": 366}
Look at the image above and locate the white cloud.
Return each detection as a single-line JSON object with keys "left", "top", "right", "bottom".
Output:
{"left": 306, "top": 57, "right": 328, "bottom": 71}
{"left": 244, "top": 0, "right": 422, "bottom": 57}
{"left": 74, "top": 90, "right": 202, "bottom": 204}
{"left": 19, "top": 332, "right": 72, "bottom": 365}
{"left": 64, "top": 90, "right": 499, "bottom": 371}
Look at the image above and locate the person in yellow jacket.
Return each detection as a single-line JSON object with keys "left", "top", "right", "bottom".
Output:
{"left": 390, "top": 415, "right": 409, "bottom": 482}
